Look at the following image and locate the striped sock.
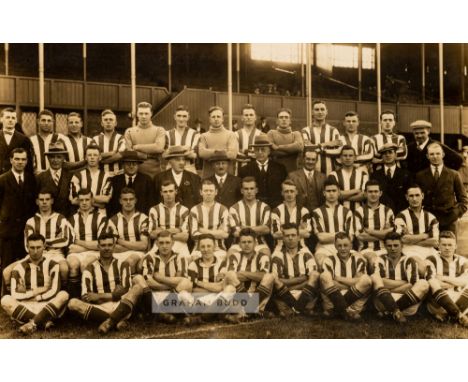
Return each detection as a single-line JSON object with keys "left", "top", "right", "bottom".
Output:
{"left": 11, "top": 305, "right": 35, "bottom": 324}
{"left": 433, "top": 290, "right": 460, "bottom": 317}
{"left": 456, "top": 289, "right": 468, "bottom": 312}
{"left": 397, "top": 289, "right": 419, "bottom": 311}
{"left": 236, "top": 283, "right": 246, "bottom": 293}
{"left": 296, "top": 284, "right": 318, "bottom": 312}
{"left": 84, "top": 305, "right": 110, "bottom": 323}
{"left": 110, "top": 299, "right": 133, "bottom": 324}
{"left": 34, "top": 303, "right": 59, "bottom": 328}
{"left": 324, "top": 286, "right": 347, "bottom": 315}
{"left": 375, "top": 287, "right": 397, "bottom": 313}
{"left": 344, "top": 286, "right": 364, "bottom": 306}
{"left": 276, "top": 285, "right": 298, "bottom": 308}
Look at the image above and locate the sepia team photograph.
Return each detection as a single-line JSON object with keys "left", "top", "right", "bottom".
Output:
{"left": 1, "top": 1, "right": 468, "bottom": 381}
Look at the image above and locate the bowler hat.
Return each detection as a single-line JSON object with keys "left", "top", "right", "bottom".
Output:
{"left": 250, "top": 134, "right": 272, "bottom": 147}
{"left": 162, "top": 145, "right": 190, "bottom": 159}
{"left": 45, "top": 140, "right": 69, "bottom": 157}
{"left": 378, "top": 142, "right": 398, "bottom": 154}
{"left": 120, "top": 150, "right": 144, "bottom": 163}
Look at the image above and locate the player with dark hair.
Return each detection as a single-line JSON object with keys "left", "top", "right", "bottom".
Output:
{"left": 148, "top": 180, "right": 191, "bottom": 260}
{"left": 106, "top": 187, "right": 149, "bottom": 274}
{"left": 228, "top": 176, "right": 271, "bottom": 258}
{"left": 312, "top": 177, "right": 358, "bottom": 268}
{"left": 133, "top": 231, "right": 192, "bottom": 323}
{"left": 165, "top": 105, "right": 200, "bottom": 174}
{"left": 271, "top": 179, "right": 311, "bottom": 251}
{"left": 372, "top": 110, "right": 407, "bottom": 167}
{"left": 267, "top": 108, "right": 303, "bottom": 173}
{"left": 67, "top": 232, "right": 143, "bottom": 334}
{"left": 320, "top": 232, "right": 371, "bottom": 320}
{"left": 190, "top": 180, "right": 230, "bottom": 261}
{"left": 1, "top": 234, "right": 69, "bottom": 335}
{"left": 301, "top": 100, "right": 341, "bottom": 175}
{"left": 67, "top": 189, "right": 107, "bottom": 297}
{"left": 69, "top": 142, "right": 113, "bottom": 212}
{"left": 370, "top": 231, "right": 429, "bottom": 322}
{"left": 266, "top": 223, "right": 320, "bottom": 317}
{"left": 92, "top": 109, "right": 126, "bottom": 177}
{"left": 328, "top": 145, "right": 368, "bottom": 212}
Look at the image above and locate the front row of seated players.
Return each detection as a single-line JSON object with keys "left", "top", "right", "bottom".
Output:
{"left": 4, "top": 226, "right": 468, "bottom": 335}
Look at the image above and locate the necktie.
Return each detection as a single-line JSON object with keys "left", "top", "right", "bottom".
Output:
{"left": 307, "top": 171, "right": 314, "bottom": 184}
{"left": 53, "top": 171, "right": 60, "bottom": 186}
{"left": 3, "top": 130, "right": 13, "bottom": 135}
{"left": 218, "top": 177, "right": 224, "bottom": 189}
{"left": 261, "top": 164, "right": 266, "bottom": 173}
{"left": 128, "top": 176, "right": 134, "bottom": 187}
{"left": 386, "top": 168, "right": 392, "bottom": 179}
{"left": 18, "top": 175, "right": 23, "bottom": 187}
{"left": 434, "top": 167, "right": 440, "bottom": 182}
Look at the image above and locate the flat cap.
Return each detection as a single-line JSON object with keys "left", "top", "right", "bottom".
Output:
{"left": 410, "top": 120, "right": 432, "bottom": 130}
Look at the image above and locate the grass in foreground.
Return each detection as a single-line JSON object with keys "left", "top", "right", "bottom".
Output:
{"left": 1, "top": 309, "right": 468, "bottom": 339}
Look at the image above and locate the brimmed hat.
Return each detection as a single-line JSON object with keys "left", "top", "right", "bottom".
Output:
{"left": 250, "top": 134, "right": 272, "bottom": 147}
{"left": 208, "top": 150, "right": 230, "bottom": 162}
{"left": 162, "top": 145, "right": 190, "bottom": 159}
{"left": 120, "top": 150, "right": 144, "bottom": 163}
{"left": 410, "top": 120, "right": 432, "bottom": 130}
{"left": 378, "top": 142, "right": 398, "bottom": 154}
{"left": 45, "top": 141, "right": 68, "bottom": 157}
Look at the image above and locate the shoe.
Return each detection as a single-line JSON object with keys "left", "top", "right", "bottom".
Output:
{"left": 346, "top": 311, "right": 362, "bottom": 321}
{"left": 98, "top": 318, "right": 114, "bottom": 334}
{"left": 392, "top": 309, "right": 407, "bottom": 323}
{"left": 159, "top": 313, "right": 176, "bottom": 324}
{"left": 44, "top": 321, "right": 55, "bottom": 330}
{"left": 116, "top": 319, "right": 129, "bottom": 331}
{"left": 432, "top": 312, "right": 446, "bottom": 322}
{"left": 258, "top": 311, "right": 276, "bottom": 319}
{"left": 223, "top": 314, "right": 242, "bottom": 324}
{"left": 457, "top": 314, "right": 468, "bottom": 327}
{"left": 18, "top": 320, "right": 37, "bottom": 335}
{"left": 182, "top": 315, "right": 203, "bottom": 326}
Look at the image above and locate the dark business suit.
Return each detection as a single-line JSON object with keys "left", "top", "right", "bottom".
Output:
{"left": 108, "top": 172, "right": 156, "bottom": 216}
{"left": 238, "top": 160, "right": 287, "bottom": 208}
{"left": 287, "top": 169, "right": 326, "bottom": 213}
{"left": 154, "top": 169, "right": 202, "bottom": 209}
{"left": 0, "top": 170, "right": 36, "bottom": 278}
{"left": 416, "top": 166, "right": 468, "bottom": 232}
{"left": 371, "top": 166, "right": 413, "bottom": 215}
{"left": 406, "top": 138, "right": 463, "bottom": 174}
{"left": 207, "top": 174, "right": 242, "bottom": 208}
{"left": 36, "top": 168, "right": 75, "bottom": 218}
{"left": 0, "top": 130, "right": 34, "bottom": 175}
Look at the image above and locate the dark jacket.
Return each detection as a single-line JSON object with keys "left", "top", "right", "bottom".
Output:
{"left": 287, "top": 169, "right": 326, "bottom": 213}
{"left": 0, "top": 130, "right": 34, "bottom": 175}
{"left": 0, "top": 170, "right": 36, "bottom": 238}
{"left": 371, "top": 166, "right": 413, "bottom": 214}
{"left": 238, "top": 159, "right": 287, "bottom": 208}
{"left": 406, "top": 138, "right": 463, "bottom": 174}
{"left": 36, "top": 168, "right": 74, "bottom": 218}
{"left": 207, "top": 174, "right": 242, "bottom": 208}
{"left": 154, "top": 170, "right": 202, "bottom": 210}
{"left": 415, "top": 166, "right": 468, "bottom": 227}
{"left": 109, "top": 172, "right": 156, "bottom": 216}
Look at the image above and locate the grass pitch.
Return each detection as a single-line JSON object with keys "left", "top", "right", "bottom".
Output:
{"left": 1, "top": 309, "right": 468, "bottom": 339}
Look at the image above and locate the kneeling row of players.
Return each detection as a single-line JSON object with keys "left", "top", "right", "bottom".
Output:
{"left": 2, "top": 225, "right": 468, "bottom": 335}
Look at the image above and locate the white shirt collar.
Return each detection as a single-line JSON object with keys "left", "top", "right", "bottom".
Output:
{"left": 171, "top": 169, "right": 183, "bottom": 185}
{"left": 216, "top": 174, "right": 227, "bottom": 183}
{"left": 303, "top": 168, "right": 314, "bottom": 178}
{"left": 384, "top": 163, "right": 396, "bottom": 176}
{"left": 418, "top": 138, "right": 430, "bottom": 150}
{"left": 11, "top": 169, "right": 24, "bottom": 182}
{"left": 256, "top": 160, "right": 269, "bottom": 170}
{"left": 431, "top": 164, "right": 443, "bottom": 174}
